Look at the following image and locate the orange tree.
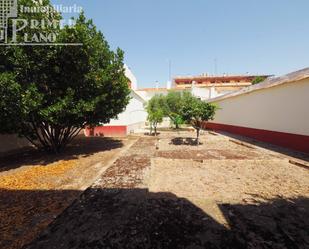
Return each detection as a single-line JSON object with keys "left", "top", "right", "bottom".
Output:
{"left": 0, "top": 2, "right": 130, "bottom": 153}
{"left": 181, "top": 93, "right": 217, "bottom": 145}
{"left": 161, "top": 92, "right": 184, "bottom": 129}
{"left": 146, "top": 95, "right": 164, "bottom": 136}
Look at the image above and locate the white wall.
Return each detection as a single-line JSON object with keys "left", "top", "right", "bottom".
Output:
{"left": 191, "top": 86, "right": 226, "bottom": 100}
{"left": 136, "top": 89, "right": 169, "bottom": 101}
{"left": 108, "top": 91, "right": 147, "bottom": 127}
{"left": 137, "top": 87, "right": 233, "bottom": 102}
{"left": 137, "top": 88, "right": 221, "bottom": 101}
{"left": 124, "top": 65, "right": 137, "bottom": 90}
{"left": 192, "top": 86, "right": 210, "bottom": 100}
{"left": 210, "top": 78, "right": 309, "bottom": 136}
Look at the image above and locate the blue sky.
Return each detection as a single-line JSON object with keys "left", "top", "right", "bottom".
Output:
{"left": 52, "top": 0, "right": 309, "bottom": 88}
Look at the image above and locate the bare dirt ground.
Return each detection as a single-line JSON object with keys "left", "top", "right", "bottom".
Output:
{"left": 24, "top": 131, "right": 309, "bottom": 249}
{"left": 0, "top": 136, "right": 136, "bottom": 249}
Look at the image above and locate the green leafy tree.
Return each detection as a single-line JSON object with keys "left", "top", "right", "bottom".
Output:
{"left": 146, "top": 95, "right": 164, "bottom": 136}
{"left": 252, "top": 76, "right": 266, "bottom": 85}
{"left": 0, "top": 2, "right": 130, "bottom": 152}
{"left": 0, "top": 73, "right": 22, "bottom": 134}
{"left": 162, "top": 92, "right": 184, "bottom": 129}
{"left": 181, "top": 93, "right": 217, "bottom": 145}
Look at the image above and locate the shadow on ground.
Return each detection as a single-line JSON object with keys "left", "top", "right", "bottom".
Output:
{"left": 143, "top": 133, "right": 161, "bottom": 136}
{"left": 18, "top": 188, "right": 309, "bottom": 249}
{"left": 0, "top": 137, "right": 124, "bottom": 172}
{"left": 214, "top": 131, "right": 309, "bottom": 161}
{"left": 170, "top": 137, "right": 202, "bottom": 146}
{"left": 0, "top": 189, "right": 82, "bottom": 249}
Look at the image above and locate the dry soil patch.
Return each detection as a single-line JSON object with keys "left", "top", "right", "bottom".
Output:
{"left": 18, "top": 132, "right": 309, "bottom": 248}
{"left": 0, "top": 136, "right": 136, "bottom": 249}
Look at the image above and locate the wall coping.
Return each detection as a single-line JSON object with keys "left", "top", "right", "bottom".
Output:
{"left": 207, "top": 67, "right": 309, "bottom": 103}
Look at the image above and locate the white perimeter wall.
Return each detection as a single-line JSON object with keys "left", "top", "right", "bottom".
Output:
{"left": 192, "top": 86, "right": 224, "bottom": 100}
{"left": 192, "top": 87, "right": 210, "bottom": 100}
{"left": 138, "top": 87, "right": 228, "bottom": 102}
{"left": 136, "top": 90, "right": 170, "bottom": 101}
{"left": 210, "top": 78, "right": 309, "bottom": 136}
{"left": 108, "top": 92, "right": 147, "bottom": 127}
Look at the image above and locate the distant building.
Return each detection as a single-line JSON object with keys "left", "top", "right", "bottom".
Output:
{"left": 136, "top": 74, "right": 271, "bottom": 101}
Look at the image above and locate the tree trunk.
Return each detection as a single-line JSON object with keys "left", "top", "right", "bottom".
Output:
{"left": 26, "top": 122, "right": 82, "bottom": 153}
{"left": 150, "top": 123, "right": 153, "bottom": 136}
{"left": 196, "top": 128, "right": 200, "bottom": 146}
{"left": 154, "top": 122, "right": 157, "bottom": 136}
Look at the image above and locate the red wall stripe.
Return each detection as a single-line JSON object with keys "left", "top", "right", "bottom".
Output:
{"left": 206, "top": 122, "right": 309, "bottom": 154}
{"left": 85, "top": 126, "right": 127, "bottom": 137}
